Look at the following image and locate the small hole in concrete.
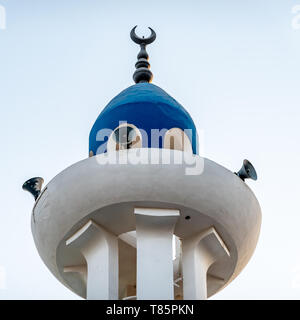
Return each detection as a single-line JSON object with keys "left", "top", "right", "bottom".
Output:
{"left": 185, "top": 216, "right": 191, "bottom": 220}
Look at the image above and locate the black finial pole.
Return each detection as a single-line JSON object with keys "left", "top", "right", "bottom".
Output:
{"left": 130, "top": 26, "right": 156, "bottom": 84}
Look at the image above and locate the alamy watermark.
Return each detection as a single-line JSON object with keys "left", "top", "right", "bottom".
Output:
{"left": 92, "top": 122, "right": 205, "bottom": 176}
{"left": 0, "top": 5, "right": 6, "bottom": 30}
{"left": 291, "top": 5, "right": 300, "bottom": 29}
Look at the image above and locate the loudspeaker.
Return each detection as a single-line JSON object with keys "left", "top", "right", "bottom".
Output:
{"left": 113, "top": 126, "right": 137, "bottom": 149}
{"left": 235, "top": 160, "right": 257, "bottom": 181}
{"left": 22, "top": 177, "right": 44, "bottom": 200}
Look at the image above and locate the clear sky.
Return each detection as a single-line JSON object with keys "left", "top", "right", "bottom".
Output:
{"left": 0, "top": 0, "right": 300, "bottom": 299}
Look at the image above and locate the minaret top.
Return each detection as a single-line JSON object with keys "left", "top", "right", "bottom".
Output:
{"left": 130, "top": 26, "right": 156, "bottom": 84}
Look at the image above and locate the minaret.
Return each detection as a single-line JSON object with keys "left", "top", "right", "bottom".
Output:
{"left": 24, "top": 26, "right": 261, "bottom": 300}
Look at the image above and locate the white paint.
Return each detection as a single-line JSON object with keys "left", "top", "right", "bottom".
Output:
{"left": 134, "top": 208, "right": 179, "bottom": 299}
{"left": 66, "top": 220, "right": 118, "bottom": 299}
{"left": 118, "top": 231, "right": 137, "bottom": 248}
{"left": 63, "top": 265, "right": 87, "bottom": 286}
{"left": 31, "top": 148, "right": 261, "bottom": 299}
{"left": 182, "top": 227, "right": 230, "bottom": 299}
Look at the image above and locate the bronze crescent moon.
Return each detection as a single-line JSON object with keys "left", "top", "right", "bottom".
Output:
{"left": 130, "top": 26, "right": 156, "bottom": 45}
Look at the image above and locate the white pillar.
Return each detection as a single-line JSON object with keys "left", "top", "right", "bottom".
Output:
{"left": 134, "top": 207, "right": 180, "bottom": 300}
{"left": 182, "top": 227, "right": 230, "bottom": 300}
{"left": 66, "top": 220, "right": 118, "bottom": 300}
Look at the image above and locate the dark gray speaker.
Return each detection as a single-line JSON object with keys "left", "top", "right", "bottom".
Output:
{"left": 22, "top": 177, "right": 44, "bottom": 200}
{"left": 113, "top": 126, "right": 137, "bottom": 149}
{"left": 235, "top": 160, "right": 257, "bottom": 181}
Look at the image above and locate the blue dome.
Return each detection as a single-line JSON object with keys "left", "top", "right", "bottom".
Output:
{"left": 89, "top": 83, "right": 198, "bottom": 155}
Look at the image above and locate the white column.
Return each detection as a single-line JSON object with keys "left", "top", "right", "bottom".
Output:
{"left": 182, "top": 227, "right": 230, "bottom": 300}
{"left": 134, "top": 207, "right": 180, "bottom": 300}
{"left": 66, "top": 220, "right": 118, "bottom": 300}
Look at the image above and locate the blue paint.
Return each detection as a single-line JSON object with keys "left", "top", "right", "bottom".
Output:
{"left": 89, "top": 83, "right": 198, "bottom": 154}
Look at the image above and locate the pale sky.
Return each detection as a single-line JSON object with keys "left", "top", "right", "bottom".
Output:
{"left": 0, "top": 0, "right": 300, "bottom": 299}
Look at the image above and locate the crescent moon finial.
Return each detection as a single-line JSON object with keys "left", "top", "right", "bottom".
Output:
{"left": 130, "top": 26, "right": 156, "bottom": 45}
{"left": 130, "top": 26, "right": 156, "bottom": 84}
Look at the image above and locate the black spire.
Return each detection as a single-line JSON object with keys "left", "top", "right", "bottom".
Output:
{"left": 130, "top": 26, "right": 156, "bottom": 84}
